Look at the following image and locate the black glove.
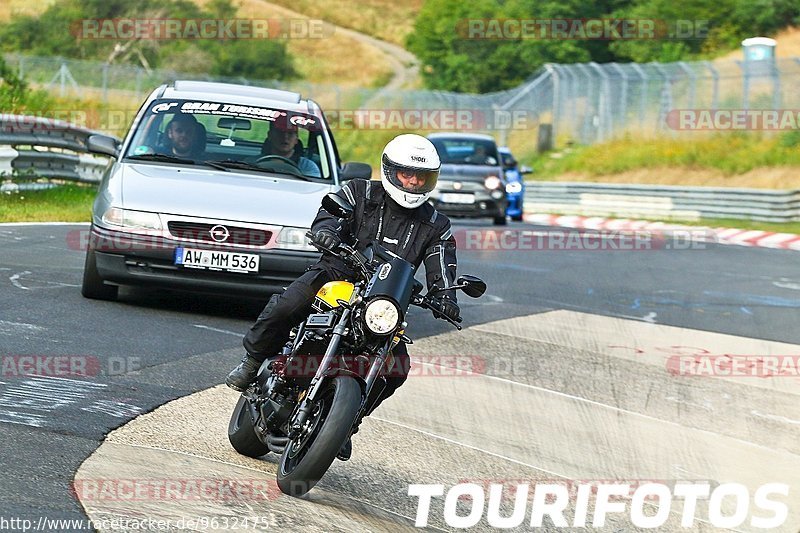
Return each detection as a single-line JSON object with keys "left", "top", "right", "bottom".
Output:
{"left": 432, "top": 297, "right": 460, "bottom": 322}
{"left": 311, "top": 228, "right": 341, "bottom": 250}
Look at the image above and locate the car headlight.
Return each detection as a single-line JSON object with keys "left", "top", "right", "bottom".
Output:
{"left": 101, "top": 207, "right": 162, "bottom": 230}
{"left": 506, "top": 182, "right": 522, "bottom": 194}
{"left": 484, "top": 176, "right": 502, "bottom": 190}
{"left": 363, "top": 298, "right": 400, "bottom": 335}
{"left": 276, "top": 227, "right": 316, "bottom": 251}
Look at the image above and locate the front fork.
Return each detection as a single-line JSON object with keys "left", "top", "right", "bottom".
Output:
{"left": 289, "top": 307, "right": 351, "bottom": 434}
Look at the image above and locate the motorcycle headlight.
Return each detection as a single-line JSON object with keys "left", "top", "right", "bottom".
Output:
{"left": 363, "top": 298, "right": 400, "bottom": 335}
{"left": 101, "top": 207, "right": 162, "bottom": 230}
{"left": 484, "top": 176, "right": 502, "bottom": 190}
{"left": 276, "top": 227, "right": 316, "bottom": 251}
{"left": 506, "top": 181, "right": 522, "bottom": 194}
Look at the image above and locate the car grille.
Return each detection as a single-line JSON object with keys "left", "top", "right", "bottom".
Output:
{"left": 437, "top": 180, "right": 485, "bottom": 192}
{"left": 167, "top": 221, "right": 272, "bottom": 247}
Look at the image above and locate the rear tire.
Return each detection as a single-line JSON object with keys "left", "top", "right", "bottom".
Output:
{"left": 81, "top": 249, "right": 118, "bottom": 301}
{"left": 511, "top": 213, "right": 523, "bottom": 222}
{"left": 493, "top": 215, "right": 507, "bottom": 226}
{"left": 277, "top": 377, "right": 361, "bottom": 497}
{"left": 228, "top": 395, "right": 270, "bottom": 457}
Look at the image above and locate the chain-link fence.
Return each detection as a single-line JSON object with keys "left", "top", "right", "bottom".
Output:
{"left": 6, "top": 52, "right": 800, "bottom": 149}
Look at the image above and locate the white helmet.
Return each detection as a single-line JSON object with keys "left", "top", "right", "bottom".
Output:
{"left": 381, "top": 134, "right": 440, "bottom": 209}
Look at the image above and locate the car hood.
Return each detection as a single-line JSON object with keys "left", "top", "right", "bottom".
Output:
{"left": 439, "top": 164, "right": 503, "bottom": 181}
{"left": 116, "top": 163, "right": 333, "bottom": 226}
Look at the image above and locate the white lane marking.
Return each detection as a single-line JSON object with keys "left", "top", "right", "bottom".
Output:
{"left": 193, "top": 324, "right": 241, "bottom": 337}
{"left": 773, "top": 280, "right": 800, "bottom": 290}
{"left": 81, "top": 400, "right": 143, "bottom": 418}
{"left": 0, "top": 320, "right": 45, "bottom": 334}
{"left": 373, "top": 416, "right": 569, "bottom": 478}
{"left": 751, "top": 410, "right": 800, "bottom": 426}
{"left": 665, "top": 396, "right": 714, "bottom": 412}
{"left": 9, "top": 271, "right": 31, "bottom": 290}
{"left": 414, "top": 360, "right": 793, "bottom": 454}
{"left": 0, "top": 375, "right": 108, "bottom": 427}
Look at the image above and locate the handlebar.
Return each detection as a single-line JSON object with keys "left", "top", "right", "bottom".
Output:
{"left": 307, "top": 231, "right": 463, "bottom": 330}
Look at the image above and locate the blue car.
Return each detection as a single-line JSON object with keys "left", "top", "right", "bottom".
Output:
{"left": 498, "top": 147, "right": 531, "bottom": 222}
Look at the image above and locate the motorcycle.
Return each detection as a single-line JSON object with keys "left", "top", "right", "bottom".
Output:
{"left": 227, "top": 192, "right": 487, "bottom": 497}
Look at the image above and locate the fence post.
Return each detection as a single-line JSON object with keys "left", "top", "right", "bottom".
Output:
{"left": 677, "top": 61, "right": 696, "bottom": 109}
{"left": 609, "top": 63, "right": 628, "bottom": 135}
{"left": 630, "top": 63, "right": 648, "bottom": 131}
{"left": 736, "top": 60, "right": 749, "bottom": 110}
{"left": 102, "top": 63, "right": 109, "bottom": 103}
{"left": 576, "top": 64, "right": 595, "bottom": 144}
{"left": 703, "top": 61, "right": 719, "bottom": 110}
{"left": 589, "top": 62, "right": 611, "bottom": 142}
{"left": 652, "top": 63, "right": 672, "bottom": 132}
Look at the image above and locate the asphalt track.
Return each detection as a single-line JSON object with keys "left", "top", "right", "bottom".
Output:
{"left": 1, "top": 221, "right": 799, "bottom": 532}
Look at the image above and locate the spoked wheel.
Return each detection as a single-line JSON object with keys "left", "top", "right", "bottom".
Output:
{"left": 228, "top": 395, "right": 270, "bottom": 458}
{"left": 277, "top": 376, "right": 361, "bottom": 497}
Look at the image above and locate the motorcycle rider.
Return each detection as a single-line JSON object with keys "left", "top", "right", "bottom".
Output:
{"left": 225, "top": 133, "right": 460, "bottom": 459}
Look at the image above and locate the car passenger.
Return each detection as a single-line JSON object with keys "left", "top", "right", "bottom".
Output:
{"left": 162, "top": 113, "right": 206, "bottom": 159}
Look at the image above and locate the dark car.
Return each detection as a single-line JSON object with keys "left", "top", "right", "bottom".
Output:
{"left": 426, "top": 133, "right": 508, "bottom": 226}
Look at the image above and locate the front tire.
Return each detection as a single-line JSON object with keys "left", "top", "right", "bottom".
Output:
{"left": 277, "top": 376, "right": 361, "bottom": 497}
{"left": 228, "top": 395, "right": 270, "bottom": 457}
{"left": 493, "top": 215, "right": 507, "bottom": 226}
{"left": 81, "top": 248, "right": 118, "bottom": 301}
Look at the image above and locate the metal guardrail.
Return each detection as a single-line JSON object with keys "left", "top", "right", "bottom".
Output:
{"left": 524, "top": 181, "right": 800, "bottom": 223}
{"left": 0, "top": 115, "right": 119, "bottom": 184}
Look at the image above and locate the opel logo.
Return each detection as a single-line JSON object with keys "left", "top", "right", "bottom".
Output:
{"left": 209, "top": 225, "right": 230, "bottom": 242}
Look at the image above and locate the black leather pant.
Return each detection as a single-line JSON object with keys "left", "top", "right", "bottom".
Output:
{"left": 243, "top": 268, "right": 409, "bottom": 413}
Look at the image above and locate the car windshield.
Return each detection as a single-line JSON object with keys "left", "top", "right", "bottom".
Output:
{"left": 123, "top": 99, "right": 332, "bottom": 180}
{"left": 430, "top": 138, "right": 499, "bottom": 166}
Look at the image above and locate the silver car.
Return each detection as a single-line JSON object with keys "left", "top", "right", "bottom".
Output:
{"left": 81, "top": 81, "right": 370, "bottom": 300}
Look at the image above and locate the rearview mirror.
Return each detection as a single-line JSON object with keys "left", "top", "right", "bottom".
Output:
{"left": 519, "top": 165, "right": 533, "bottom": 174}
{"left": 340, "top": 162, "right": 372, "bottom": 181}
{"left": 322, "top": 192, "right": 354, "bottom": 219}
{"left": 457, "top": 275, "right": 486, "bottom": 298}
{"left": 87, "top": 134, "right": 120, "bottom": 158}
{"left": 217, "top": 117, "right": 252, "bottom": 131}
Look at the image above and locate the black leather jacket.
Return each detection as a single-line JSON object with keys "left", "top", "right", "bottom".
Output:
{"left": 310, "top": 179, "right": 458, "bottom": 301}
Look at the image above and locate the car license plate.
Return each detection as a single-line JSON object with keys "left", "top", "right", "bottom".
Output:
{"left": 174, "top": 248, "right": 259, "bottom": 273}
{"left": 440, "top": 193, "right": 475, "bottom": 204}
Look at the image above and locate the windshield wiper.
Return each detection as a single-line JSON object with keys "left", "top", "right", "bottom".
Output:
{"left": 204, "top": 159, "right": 311, "bottom": 181}
{"left": 125, "top": 153, "right": 196, "bottom": 165}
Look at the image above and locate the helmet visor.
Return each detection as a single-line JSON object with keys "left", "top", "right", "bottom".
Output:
{"left": 383, "top": 154, "right": 439, "bottom": 194}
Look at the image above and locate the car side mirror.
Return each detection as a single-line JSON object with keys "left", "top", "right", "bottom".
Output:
{"left": 519, "top": 165, "right": 533, "bottom": 174}
{"left": 87, "top": 134, "right": 120, "bottom": 158}
{"left": 457, "top": 275, "right": 486, "bottom": 298}
{"left": 322, "top": 192, "right": 354, "bottom": 219}
{"left": 340, "top": 162, "right": 372, "bottom": 181}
